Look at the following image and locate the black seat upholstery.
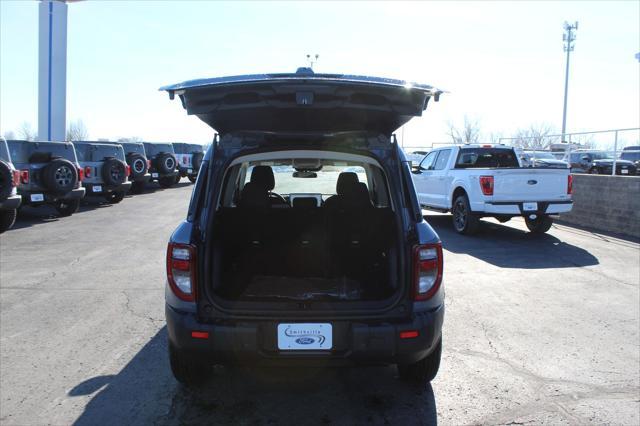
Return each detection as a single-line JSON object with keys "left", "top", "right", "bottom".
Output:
{"left": 250, "top": 165, "right": 275, "bottom": 191}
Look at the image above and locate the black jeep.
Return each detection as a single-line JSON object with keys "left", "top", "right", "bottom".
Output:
{"left": 6, "top": 140, "right": 85, "bottom": 216}
{"left": 143, "top": 142, "right": 179, "bottom": 188}
{"left": 73, "top": 142, "right": 132, "bottom": 203}
{"left": 161, "top": 69, "right": 445, "bottom": 387}
{"left": 0, "top": 138, "right": 22, "bottom": 233}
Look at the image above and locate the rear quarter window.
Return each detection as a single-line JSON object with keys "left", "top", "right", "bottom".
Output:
{"left": 455, "top": 148, "right": 519, "bottom": 168}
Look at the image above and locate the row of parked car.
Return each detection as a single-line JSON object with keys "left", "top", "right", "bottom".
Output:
{"left": 0, "top": 138, "right": 204, "bottom": 233}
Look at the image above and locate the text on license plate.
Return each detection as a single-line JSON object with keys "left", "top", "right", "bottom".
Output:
{"left": 277, "top": 323, "right": 332, "bottom": 350}
{"left": 523, "top": 202, "right": 538, "bottom": 211}
{"left": 93, "top": 185, "right": 102, "bottom": 192}
{"left": 621, "top": 169, "right": 628, "bottom": 174}
{"left": 30, "top": 193, "right": 44, "bottom": 202}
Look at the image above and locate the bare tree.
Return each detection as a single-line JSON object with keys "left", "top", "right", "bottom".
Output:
{"left": 447, "top": 116, "right": 481, "bottom": 145}
{"left": 511, "top": 123, "right": 557, "bottom": 149}
{"left": 3, "top": 131, "right": 15, "bottom": 140}
{"left": 18, "top": 122, "right": 37, "bottom": 141}
{"left": 66, "top": 119, "right": 89, "bottom": 141}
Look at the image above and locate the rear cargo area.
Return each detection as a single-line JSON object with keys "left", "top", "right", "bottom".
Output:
{"left": 211, "top": 205, "right": 398, "bottom": 303}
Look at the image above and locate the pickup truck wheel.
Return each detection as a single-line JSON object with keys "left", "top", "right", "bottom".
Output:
{"left": 104, "top": 191, "right": 125, "bottom": 204}
{"left": 452, "top": 195, "right": 480, "bottom": 235}
{"left": 0, "top": 209, "right": 17, "bottom": 233}
{"left": 169, "top": 343, "right": 210, "bottom": 387}
{"left": 158, "top": 176, "right": 175, "bottom": 188}
{"left": 188, "top": 175, "right": 197, "bottom": 184}
{"left": 55, "top": 199, "right": 80, "bottom": 217}
{"left": 525, "top": 215, "right": 553, "bottom": 234}
{"left": 398, "top": 338, "right": 442, "bottom": 383}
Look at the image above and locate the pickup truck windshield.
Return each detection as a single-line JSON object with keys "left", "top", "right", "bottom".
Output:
{"left": 455, "top": 148, "right": 519, "bottom": 168}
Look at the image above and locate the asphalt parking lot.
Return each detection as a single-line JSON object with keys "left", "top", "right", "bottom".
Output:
{"left": 1, "top": 182, "right": 638, "bottom": 426}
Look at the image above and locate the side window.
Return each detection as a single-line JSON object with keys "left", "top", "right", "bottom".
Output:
{"left": 419, "top": 151, "right": 438, "bottom": 170}
{"left": 434, "top": 149, "right": 451, "bottom": 170}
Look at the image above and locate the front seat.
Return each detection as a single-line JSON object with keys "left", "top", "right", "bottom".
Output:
{"left": 245, "top": 165, "right": 287, "bottom": 206}
{"left": 324, "top": 172, "right": 360, "bottom": 209}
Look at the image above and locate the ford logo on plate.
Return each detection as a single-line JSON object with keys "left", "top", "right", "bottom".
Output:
{"left": 295, "top": 337, "right": 316, "bottom": 345}
{"left": 527, "top": 180, "right": 538, "bottom": 185}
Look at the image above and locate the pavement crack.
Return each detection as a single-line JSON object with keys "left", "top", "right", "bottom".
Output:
{"left": 121, "top": 291, "right": 163, "bottom": 324}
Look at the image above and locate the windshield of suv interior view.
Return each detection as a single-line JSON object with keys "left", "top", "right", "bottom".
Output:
{"left": 1, "top": 2, "right": 639, "bottom": 425}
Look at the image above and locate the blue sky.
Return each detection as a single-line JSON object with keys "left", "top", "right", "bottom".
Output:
{"left": 1, "top": 1, "right": 638, "bottom": 147}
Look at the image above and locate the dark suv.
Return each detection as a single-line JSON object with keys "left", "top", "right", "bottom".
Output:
{"left": 161, "top": 69, "right": 445, "bottom": 387}
{"left": 88, "top": 141, "right": 151, "bottom": 193}
{"left": 7, "top": 140, "right": 85, "bottom": 216}
{"left": 73, "top": 142, "right": 132, "bottom": 203}
{"left": 143, "top": 142, "right": 179, "bottom": 188}
{"left": 172, "top": 142, "right": 205, "bottom": 183}
{"left": 566, "top": 150, "right": 637, "bottom": 175}
{"left": 620, "top": 146, "right": 640, "bottom": 169}
{"left": 0, "top": 138, "right": 22, "bottom": 233}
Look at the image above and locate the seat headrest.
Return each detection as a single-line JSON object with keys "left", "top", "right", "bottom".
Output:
{"left": 250, "top": 165, "right": 275, "bottom": 191}
{"left": 336, "top": 172, "right": 359, "bottom": 195}
{"left": 239, "top": 182, "right": 269, "bottom": 209}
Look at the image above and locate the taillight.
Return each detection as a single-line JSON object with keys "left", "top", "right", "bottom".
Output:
{"left": 77, "top": 167, "right": 84, "bottom": 182}
{"left": 11, "top": 170, "right": 20, "bottom": 187}
{"left": 479, "top": 175, "right": 494, "bottom": 196}
{"left": 126, "top": 165, "right": 131, "bottom": 177}
{"left": 567, "top": 174, "right": 573, "bottom": 195}
{"left": 84, "top": 166, "right": 92, "bottom": 178}
{"left": 413, "top": 243, "right": 443, "bottom": 301}
{"left": 20, "top": 170, "right": 29, "bottom": 184}
{"left": 167, "top": 242, "right": 196, "bottom": 302}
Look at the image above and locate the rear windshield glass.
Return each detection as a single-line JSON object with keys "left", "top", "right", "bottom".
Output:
{"left": 172, "top": 143, "right": 188, "bottom": 153}
{"left": 0, "top": 140, "right": 10, "bottom": 162}
{"left": 245, "top": 163, "right": 367, "bottom": 195}
{"left": 621, "top": 149, "right": 640, "bottom": 161}
{"left": 74, "top": 144, "right": 125, "bottom": 162}
{"left": 143, "top": 143, "right": 174, "bottom": 156}
{"left": 189, "top": 144, "right": 204, "bottom": 152}
{"left": 119, "top": 143, "right": 145, "bottom": 156}
{"left": 7, "top": 140, "right": 77, "bottom": 163}
{"left": 455, "top": 148, "right": 519, "bottom": 168}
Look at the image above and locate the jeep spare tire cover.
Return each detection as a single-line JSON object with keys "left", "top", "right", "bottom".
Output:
{"left": 43, "top": 158, "right": 78, "bottom": 194}
{"left": 156, "top": 153, "right": 176, "bottom": 174}
{"left": 127, "top": 153, "right": 148, "bottom": 178}
{"left": 191, "top": 151, "right": 204, "bottom": 171}
{"left": 0, "top": 160, "right": 13, "bottom": 202}
{"left": 102, "top": 157, "right": 127, "bottom": 186}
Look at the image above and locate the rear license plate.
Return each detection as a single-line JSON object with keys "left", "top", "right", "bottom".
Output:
{"left": 277, "top": 323, "right": 332, "bottom": 350}
{"left": 621, "top": 169, "right": 628, "bottom": 174}
{"left": 523, "top": 202, "right": 538, "bottom": 211}
{"left": 93, "top": 185, "right": 102, "bottom": 192}
{"left": 152, "top": 173, "right": 159, "bottom": 178}
{"left": 30, "top": 193, "right": 44, "bottom": 202}
{"left": 187, "top": 169, "right": 193, "bottom": 174}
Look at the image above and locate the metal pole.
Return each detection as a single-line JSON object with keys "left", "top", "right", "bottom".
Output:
{"left": 612, "top": 130, "right": 618, "bottom": 176}
{"left": 561, "top": 22, "right": 578, "bottom": 144}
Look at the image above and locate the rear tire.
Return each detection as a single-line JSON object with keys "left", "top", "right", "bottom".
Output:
{"left": 158, "top": 176, "right": 175, "bottom": 188}
{"left": 188, "top": 175, "right": 197, "bottom": 184}
{"left": 130, "top": 181, "right": 145, "bottom": 194}
{"left": 398, "top": 338, "right": 442, "bottom": 383}
{"left": 55, "top": 199, "right": 80, "bottom": 217}
{"left": 104, "top": 191, "right": 125, "bottom": 204}
{"left": 0, "top": 209, "right": 17, "bottom": 233}
{"left": 169, "top": 343, "right": 210, "bottom": 388}
{"left": 525, "top": 215, "right": 553, "bottom": 234}
{"left": 452, "top": 194, "right": 480, "bottom": 235}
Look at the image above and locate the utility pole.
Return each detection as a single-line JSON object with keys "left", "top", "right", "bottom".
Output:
{"left": 561, "top": 21, "right": 578, "bottom": 143}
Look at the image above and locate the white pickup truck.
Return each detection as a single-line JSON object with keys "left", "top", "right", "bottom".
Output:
{"left": 411, "top": 144, "right": 573, "bottom": 235}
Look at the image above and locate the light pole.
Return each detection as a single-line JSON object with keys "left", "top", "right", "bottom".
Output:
{"left": 561, "top": 21, "right": 578, "bottom": 144}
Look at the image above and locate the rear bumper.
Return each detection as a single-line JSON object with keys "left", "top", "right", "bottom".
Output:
{"left": 177, "top": 166, "right": 196, "bottom": 177}
{"left": 166, "top": 304, "right": 444, "bottom": 366}
{"left": 130, "top": 173, "right": 151, "bottom": 183}
{"left": 149, "top": 170, "right": 179, "bottom": 181}
{"left": 19, "top": 187, "right": 85, "bottom": 205}
{"left": 83, "top": 182, "right": 132, "bottom": 195}
{"left": 473, "top": 200, "right": 573, "bottom": 216}
{"left": 0, "top": 194, "right": 21, "bottom": 211}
